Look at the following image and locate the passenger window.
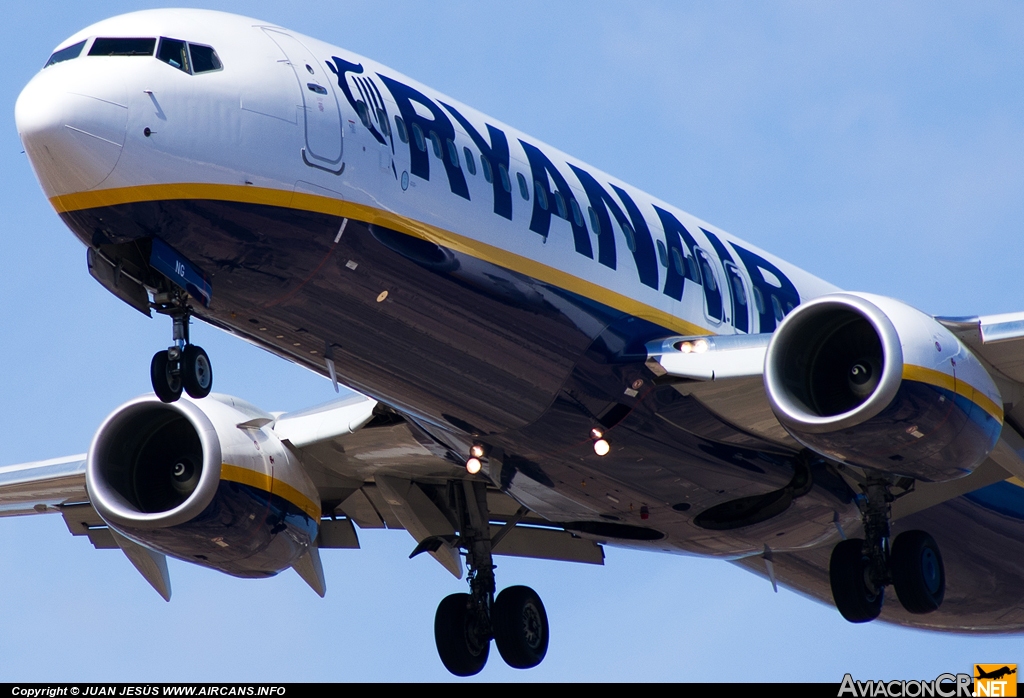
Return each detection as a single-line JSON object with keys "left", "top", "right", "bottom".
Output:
{"left": 752, "top": 287, "right": 765, "bottom": 314}
{"left": 45, "top": 40, "right": 86, "bottom": 68}
{"left": 686, "top": 256, "right": 700, "bottom": 282}
{"left": 412, "top": 123, "right": 426, "bottom": 152}
{"left": 553, "top": 190, "right": 567, "bottom": 219}
{"left": 377, "top": 109, "right": 390, "bottom": 137}
{"left": 771, "top": 294, "right": 785, "bottom": 322}
{"left": 481, "top": 155, "right": 493, "bottom": 183}
{"left": 671, "top": 248, "right": 684, "bottom": 276}
{"left": 656, "top": 240, "right": 668, "bottom": 267}
{"left": 730, "top": 275, "right": 747, "bottom": 306}
{"left": 517, "top": 172, "right": 530, "bottom": 200}
{"left": 499, "top": 164, "right": 511, "bottom": 193}
{"left": 464, "top": 148, "right": 477, "bottom": 175}
{"left": 188, "top": 43, "right": 222, "bottom": 73}
{"left": 355, "top": 101, "right": 371, "bottom": 129}
{"left": 394, "top": 116, "right": 409, "bottom": 143}
{"left": 89, "top": 38, "right": 156, "bottom": 56}
{"left": 622, "top": 222, "right": 637, "bottom": 253}
{"left": 698, "top": 254, "right": 717, "bottom": 292}
{"left": 429, "top": 131, "right": 442, "bottom": 158}
{"left": 446, "top": 139, "right": 460, "bottom": 168}
{"left": 571, "top": 199, "right": 583, "bottom": 227}
{"left": 534, "top": 181, "right": 548, "bottom": 209}
{"left": 588, "top": 207, "right": 601, "bottom": 236}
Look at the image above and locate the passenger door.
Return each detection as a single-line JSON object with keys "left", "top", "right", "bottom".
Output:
{"left": 262, "top": 29, "right": 343, "bottom": 169}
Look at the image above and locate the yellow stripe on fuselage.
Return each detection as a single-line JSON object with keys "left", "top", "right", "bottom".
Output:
{"left": 902, "top": 364, "right": 1003, "bottom": 424}
{"left": 219, "top": 462, "right": 321, "bottom": 521}
{"left": 50, "top": 183, "right": 707, "bottom": 337}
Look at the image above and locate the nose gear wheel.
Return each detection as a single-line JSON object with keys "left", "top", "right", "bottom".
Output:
{"left": 148, "top": 289, "right": 213, "bottom": 402}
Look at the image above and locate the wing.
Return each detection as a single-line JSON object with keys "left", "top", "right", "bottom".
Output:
{"left": 0, "top": 393, "right": 604, "bottom": 598}
{"left": 271, "top": 395, "right": 605, "bottom": 579}
{"left": 648, "top": 321, "right": 1024, "bottom": 629}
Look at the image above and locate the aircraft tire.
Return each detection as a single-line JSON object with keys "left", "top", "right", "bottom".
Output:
{"left": 829, "top": 538, "right": 883, "bottom": 623}
{"left": 181, "top": 345, "right": 213, "bottom": 399}
{"left": 891, "top": 530, "right": 944, "bottom": 614}
{"left": 493, "top": 585, "right": 548, "bottom": 669}
{"left": 434, "top": 593, "right": 489, "bottom": 676}
{"left": 150, "top": 350, "right": 182, "bottom": 403}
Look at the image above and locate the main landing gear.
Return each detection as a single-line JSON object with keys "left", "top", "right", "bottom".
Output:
{"left": 150, "top": 291, "right": 213, "bottom": 403}
{"left": 829, "top": 476, "right": 944, "bottom": 622}
{"left": 428, "top": 481, "right": 549, "bottom": 676}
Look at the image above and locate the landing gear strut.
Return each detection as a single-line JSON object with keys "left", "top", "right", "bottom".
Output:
{"left": 150, "top": 290, "right": 212, "bottom": 403}
{"left": 432, "top": 481, "right": 549, "bottom": 676}
{"left": 829, "top": 475, "right": 944, "bottom": 622}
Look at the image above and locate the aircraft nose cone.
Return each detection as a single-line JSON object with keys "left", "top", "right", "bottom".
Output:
{"left": 16, "top": 63, "right": 128, "bottom": 196}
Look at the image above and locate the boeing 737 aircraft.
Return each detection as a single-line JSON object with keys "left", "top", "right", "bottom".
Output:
{"left": 9, "top": 8, "right": 1024, "bottom": 677}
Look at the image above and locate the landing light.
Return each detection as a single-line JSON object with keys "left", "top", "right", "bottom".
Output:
{"left": 677, "top": 338, "right": 710, "bottom": 354}
{"left": 470, "top": 444, "right": 485, "bottom": 458}
{"left": 466, "top": 457, "right": 482, "bottom": 474}
{"left": 593, "top": 439, "right": 610, "bottom": 456}
{"left": 590, "top": 428, "right": 604, "bottom": 440}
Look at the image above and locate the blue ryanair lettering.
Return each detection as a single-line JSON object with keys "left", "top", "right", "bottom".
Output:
{"left": 441, "top": 102, "right": 513, "bottom": 220}
{"left": 378, "top": 75, "right": 470, "bottom": 200}
{"left": 326, "top": 57, "right": 387, "bottom": 146}
{"left": 701, "top": 228, "right": 748, "bottom": 333}
{"left": 519, "top": 141, "right": 591, "bottom": 258}
{"left": 653, "top": 206, "right": 701, "bottom": 302}
{"left": 569, "top": 165, "right": 658, "bottom": 289}
{"left": 729, "top": 242, "right": 801, "bottom": 333}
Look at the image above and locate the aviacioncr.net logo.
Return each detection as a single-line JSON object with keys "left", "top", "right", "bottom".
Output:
{"left": 838, "top": 673, "right": 973, "bottom": 697}
{"left": 974, "top": 665, "right": 1017, "bottom": 697}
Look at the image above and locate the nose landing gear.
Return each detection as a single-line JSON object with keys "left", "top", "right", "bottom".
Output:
{"left": 829, "top": 476, "right": 945, "bottom": 622}
{"left": 150, "top": 292, "right": 213, "bottom": 403}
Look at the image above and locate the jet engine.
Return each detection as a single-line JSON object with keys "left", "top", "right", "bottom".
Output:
{"left": 86, "top": 394, "right": 321, "bottom": 578}
{"left": 764, "top": 292, "right": 1003, "bottom": 482}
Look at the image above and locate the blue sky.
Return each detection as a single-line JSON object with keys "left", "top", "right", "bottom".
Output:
{"left": 2, "top": 1, "right": 1023, "bottom": 682}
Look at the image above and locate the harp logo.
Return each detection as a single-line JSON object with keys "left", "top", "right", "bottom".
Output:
{"left": 974, "top": 665, "right": 1017, "bottom": 697}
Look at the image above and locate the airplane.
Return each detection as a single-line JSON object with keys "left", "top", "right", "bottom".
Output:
{"left": 975, "top": 666, "right": 1017, "bottom": 681}
{"left": 8, "top": 5, "right": 1024, "bottom": 675}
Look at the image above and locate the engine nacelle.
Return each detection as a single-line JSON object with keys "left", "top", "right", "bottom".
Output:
{"left": 86, "top": 394, "right": 321, "bottom": 578}
{"left": 764, "top": 292, "right": 1003, "bottom": 482}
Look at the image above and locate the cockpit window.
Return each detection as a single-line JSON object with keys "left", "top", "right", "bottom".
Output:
{"left": 157, "top": 38, "right": 190, "bottom": 73}
{"left": 155, "top": 38, "right": 223, "bottom": 75}
{"left": 45, "top": 40, "right": 86, "bottom": 68}
{"left": 89, "top": 38, "right": 156, "bottom": 56}
{"left": 188, "top": 44, "right": 223, "bottom": 73}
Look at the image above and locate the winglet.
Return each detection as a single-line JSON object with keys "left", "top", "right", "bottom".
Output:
{"left": 110, "top": 530, "right": 171, "bottom": 601}
{"left": 293, "top": 543, "right": 327, "bottom": 598}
